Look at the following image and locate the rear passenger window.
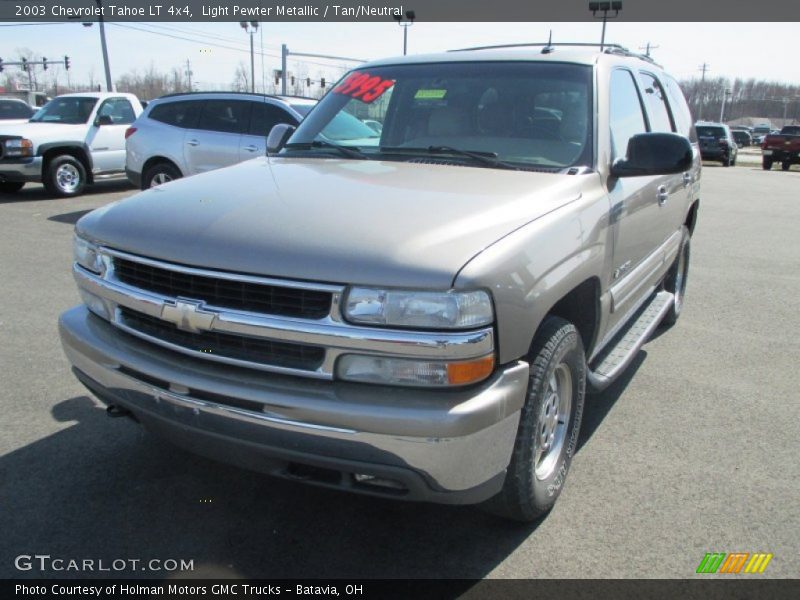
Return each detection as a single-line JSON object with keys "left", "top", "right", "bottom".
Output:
{"left": 196, "top": 100, "right": 249, "bottom": 134}
{"left": 149, "top": 100, "right": 201, "bottom": 129}
{"left": 609, "top": 69, "right": 647, "bottom": 161}
{"left": 249, "top": 102, "right": 297, "bottom": 136}
{"left": 662, "top": 74, "right": 696, "bottom": 142}
{"left": 639, "top": 72, "right": 674, "bottom": 133}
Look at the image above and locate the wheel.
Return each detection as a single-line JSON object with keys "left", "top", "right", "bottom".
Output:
{"left": 142, "top": 162, "right": 181, "bottom": 190}
{"left": 730, "top": 155, "right": 737, "bottom": 167}
{"left": 0, "top": 182, "right": 25, "bottom": 194}
{"left": 482, "top": 317, "right": 586, "bottom": 522}
{"left": 762, "top": 158, "right": 773, "bottom": 170}
{"left": 722, "top": 155, "right": 731, "bottom": 167}
{"left": 662, "top": 226, "right": 691, "bottom": 327}
{"left": 781, "top": 161, "right": 791, "bottom": 171}
{"left": 44, "top": 155, "right": 86, "bottom": 197}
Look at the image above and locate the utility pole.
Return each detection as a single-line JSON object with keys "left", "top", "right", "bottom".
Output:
{"left": 719, "top": 88, "right": 731, "bottom": 123}
{"left": 240, "top": 21, "right": 258, "bottom": 93}
{"left": 698, "top": 63, "right": 709, "bottom": 120}
{"left": 639, "top": 42, "right": 659, "bottom": 57}
{"left": 185, "top": 59, "right": 193, "bottom": 91}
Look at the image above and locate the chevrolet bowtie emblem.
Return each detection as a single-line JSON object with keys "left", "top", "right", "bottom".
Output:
{"left": 161, "top": 299, "right": 216, "bottom": 333}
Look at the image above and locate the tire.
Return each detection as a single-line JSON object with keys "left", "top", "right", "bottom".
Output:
{"left": 781, "top": 161, "right": 791, "bottom": 172}
{"left": 731, "top": 155, "right": 737, "bottom": 167}
{"left": 142, "top": 162, "right": 182, "bottom": 190}
{"left": 662, "top": 226, "right": 691, "bottom": 327}
{"left": 43, "top": 155, "right": 87, "bottom": 197}
{"left": 722, "top": 155, "right": 730, "bottom": 167}
{"left": 0, "top": 181, "right": 25, "bottom": 194}
{"left": 482, "top": 317, "right": 586, "bottom": 522}
{"left": 762, "top": 158, "right": 773, "bottom": 170}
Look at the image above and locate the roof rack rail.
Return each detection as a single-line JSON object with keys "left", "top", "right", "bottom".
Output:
{"left": 449, "top": 42, "right": 627, "bottom": 52}
{"left": 448, "top": 41, "right": 661, "bottom": 66}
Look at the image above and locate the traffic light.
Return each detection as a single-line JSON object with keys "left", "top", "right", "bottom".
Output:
{"left": 64, "top": 55, "right": 71, "bottom": 70}
{"left": 274, "top": 70, "right": 281, "bottom": 85}
{"left": 21, "top": 57, "right": 28, "bottom": 72}
{"left": 0, "top": 58, "right": 3, "bottom": 73}
{"left": 320, "top": 78, "right": 325, "bottom": 88}
{"left": 306, "top": 77, "right": 311, "bottom": 87}
{"left": 291, "top": 76, "right": 295, "bottom": 86}
{"left": 42, "top": 57, "right": 47, "bottom": 71}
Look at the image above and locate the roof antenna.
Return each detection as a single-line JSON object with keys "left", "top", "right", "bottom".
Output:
{"left": 542, "top": 30, "right": 554, "bottom": 54}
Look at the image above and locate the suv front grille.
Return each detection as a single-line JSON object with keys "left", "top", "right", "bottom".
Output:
{"left": 113, "top": 258, "right": 332, "bottom": 319}
{"left": 119, "top": 307, "right": 325, "bottom": 371}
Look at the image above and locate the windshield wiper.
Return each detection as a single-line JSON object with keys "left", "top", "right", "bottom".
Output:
{"left": 381, "top": 145, "right": 519, "bottom": 170}
{"left": 284, "top": 140, "right": 369, "bottom": 160}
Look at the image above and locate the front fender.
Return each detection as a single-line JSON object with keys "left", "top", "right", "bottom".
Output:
{"left": 454, "top": 182, "right": 610, "bottom": 364}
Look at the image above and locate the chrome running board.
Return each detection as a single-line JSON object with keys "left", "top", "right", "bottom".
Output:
{"left": 587, "top": 290, "right": 674, "bottom": 391}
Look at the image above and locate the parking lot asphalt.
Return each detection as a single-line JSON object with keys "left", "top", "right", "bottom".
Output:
{"left": 1, "top": 165, "right": 798, "bottom": 580}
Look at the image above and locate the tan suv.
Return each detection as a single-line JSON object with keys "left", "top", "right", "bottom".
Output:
{"left": 60, "top": 43, "right": 700, "bottom": 521}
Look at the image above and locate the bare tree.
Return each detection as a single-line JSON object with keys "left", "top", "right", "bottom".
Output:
{"left": 232, "top": 62, "right": 249, "bottom": 92}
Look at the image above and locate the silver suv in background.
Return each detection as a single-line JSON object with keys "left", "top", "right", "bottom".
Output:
{"left": 125, "top": 92, "right": 316, "bottom": 189}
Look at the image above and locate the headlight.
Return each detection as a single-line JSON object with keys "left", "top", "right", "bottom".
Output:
{"left": 337, "top": 354, "right": 495, "bottom": 387}
{"left": 73, "top": 234, "right": 103, "bottom": 274}
{"left": 3, "top": 138, "right": 33, "bottom": 158}
{"left": 344, "top": 288, "right": 493, "bottom": 329}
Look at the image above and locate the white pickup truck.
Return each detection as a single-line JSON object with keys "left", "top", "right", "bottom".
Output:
{"left": 0, "top": 92, "right": 143, "bottom": 197}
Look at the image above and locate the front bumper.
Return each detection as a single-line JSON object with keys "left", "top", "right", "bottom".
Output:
{"left": 0, "top": 157, "right": 43, "bottom": 183}
{"left": 59, "top": 306, "right": 529, "bottom": 504}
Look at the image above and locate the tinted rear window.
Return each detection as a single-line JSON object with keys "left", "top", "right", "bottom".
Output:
{"left": 149, "top": 100, "right": 202, "bottom": 129}
{"left": 696, "top": 126, "right": 725, "bottom": 138}
{"left": 0, "top": 100, "right": 33, "bottom": 119}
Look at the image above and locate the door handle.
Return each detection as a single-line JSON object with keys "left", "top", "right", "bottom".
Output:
{"left": 657, "top": 185, "right": 668, "bottom": 206}
{"left": 243, "top": 145, "right": 259, "bottom": 152}
{"left": 186, "top": 139, "right": 199, "bottom": 147}
{"left": 682, "top": 172, "right": 692, "bottom": 187}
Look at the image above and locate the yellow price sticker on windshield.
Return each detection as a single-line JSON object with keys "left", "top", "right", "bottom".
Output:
{"left": 414, "top": 89, "right": 447, "bottom": 100}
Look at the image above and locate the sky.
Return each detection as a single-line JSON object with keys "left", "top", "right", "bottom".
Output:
{"left": 1, "top": 21, "right": 799, "bottom": 93}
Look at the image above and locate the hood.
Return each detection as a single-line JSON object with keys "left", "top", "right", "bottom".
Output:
{"left": 0, "top": 122, "right": 86, "bottom": 144}
{"left": 78, "top": 157, "right": 583, "bottom": 289}
{"left": 0, "top": 119, "right": 31, "bottom": 126}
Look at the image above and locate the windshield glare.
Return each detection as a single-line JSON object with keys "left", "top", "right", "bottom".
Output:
{"left": 286, "top": 61, "right": 593, "bottom": 169}
{"left": 30, "top": 97, "right": 98, "bottom": 124}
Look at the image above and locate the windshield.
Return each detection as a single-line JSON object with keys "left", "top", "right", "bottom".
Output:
{"left": 0, "top": 100, "right": 34, "bottom": 120}
{"left": 30, "top": 97, "right": 97, "bottom": 124}
{"left": 286, "top": 61, "right": 593, "bottom": 170}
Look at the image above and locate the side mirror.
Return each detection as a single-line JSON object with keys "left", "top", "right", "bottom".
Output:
{"left": 267, "top": 123, "right": 296, "bottom": 155}
{"left": 611, "top": 132, "right": 693, "bottom": 178}
{"left": 95, "top": 114, "right": 113, "bottom": 126}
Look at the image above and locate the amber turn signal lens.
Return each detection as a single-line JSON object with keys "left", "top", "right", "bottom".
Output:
{"left": 446, "top": 355, "right": 495, "bottom": 385}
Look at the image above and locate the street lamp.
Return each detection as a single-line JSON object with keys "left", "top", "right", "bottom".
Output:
{"left": 719, "top": 88, "right": 732, "bottom": 123}
{"left": 589, "top": 2, "right": 622, "bottom": 51}
{"left": 240, "top": 21, "right": 258, "bottom": 93}
{"left": 393, "top": 11, "right": 415, "bottom": 56}
{"left": 79, "top": 0, "right": 113, "bottom": 92}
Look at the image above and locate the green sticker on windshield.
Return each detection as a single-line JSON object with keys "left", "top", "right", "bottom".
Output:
{"left": 414, "top": 89, "right": 447, "bottom": 100}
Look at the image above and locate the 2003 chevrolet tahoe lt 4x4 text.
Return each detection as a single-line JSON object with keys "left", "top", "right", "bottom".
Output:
{"left": 59, "top": 43, "right": 701, "bottom": 521}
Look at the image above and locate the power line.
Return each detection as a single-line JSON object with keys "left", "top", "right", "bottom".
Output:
{"left": 108, "top": 23, "right": 353, "bottom": 70}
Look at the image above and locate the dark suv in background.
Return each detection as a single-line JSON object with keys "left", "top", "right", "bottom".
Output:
{"left": 696, "top": 122, "right": 737, "bottom": 166}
